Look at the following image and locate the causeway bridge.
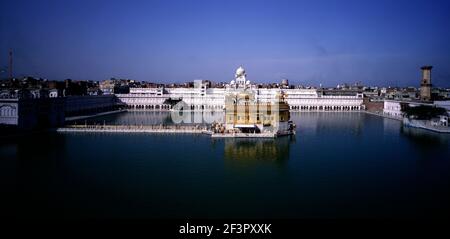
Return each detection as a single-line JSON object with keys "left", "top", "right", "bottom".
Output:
{"left": 57, "top": 124, "right": 209, "bottom": 134}
{"left": 56, "top": 124, "right": 296, "bottom": 138}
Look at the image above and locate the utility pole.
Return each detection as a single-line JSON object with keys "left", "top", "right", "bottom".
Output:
{"left": 9, "top": 49, "right": 13, "bottom": 79}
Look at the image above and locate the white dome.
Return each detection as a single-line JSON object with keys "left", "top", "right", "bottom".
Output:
{"left": 246, "top": 80, "right": 250, "bottom": 85}
{"left": 230, "top": 80, "right": 235, "bottom": 84}
{"left": 235, "top": 66, "right": 245, "bottom": 76}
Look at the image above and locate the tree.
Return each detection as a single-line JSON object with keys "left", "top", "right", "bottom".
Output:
{"left": 403, "top": 105, "right": 447, "bottom": 120}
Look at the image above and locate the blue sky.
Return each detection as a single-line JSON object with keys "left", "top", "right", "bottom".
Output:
{"left": 1, "top": 0, "right": 449, "bottom": 87}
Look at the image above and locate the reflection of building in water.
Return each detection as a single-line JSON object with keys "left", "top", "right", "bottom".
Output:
{"left": 401, "top": 126, "right": 449, "bottom": 148}
{"left": 383, "top": 117, "right": 402, "bottom": 135}
{"left": 292, "top": 112, "right": 363, "bottom": 134}
{"left": 222, "top": 137, "right": 293, "bottom": 163}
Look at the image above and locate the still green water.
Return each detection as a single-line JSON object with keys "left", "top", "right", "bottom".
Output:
{"left": 1, "top": 112, "right": 449, "bottom": 220}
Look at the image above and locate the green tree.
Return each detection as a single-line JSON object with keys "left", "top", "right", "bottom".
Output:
{"left": 403, "top": 105, "right": 447, "bottom": 120}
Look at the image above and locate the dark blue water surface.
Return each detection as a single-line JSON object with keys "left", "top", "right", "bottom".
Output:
{"left": 1, "top": 112, "right": 449, "bottom": 220}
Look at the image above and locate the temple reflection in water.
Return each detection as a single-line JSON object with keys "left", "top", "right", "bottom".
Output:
{"left": 220, "top": 136, "right": 294, "bottom": 166}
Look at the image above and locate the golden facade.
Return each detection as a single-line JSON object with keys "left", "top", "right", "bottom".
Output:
{"left": 224, "top": 90, "right": 290, "bottom": 131}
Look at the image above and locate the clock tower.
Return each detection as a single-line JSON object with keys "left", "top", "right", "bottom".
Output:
{"left": 420, "top": 66, "right": 432, "bottom": 101}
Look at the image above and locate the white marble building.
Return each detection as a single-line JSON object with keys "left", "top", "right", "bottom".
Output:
{"left": 0, "top": 98, "right": 65, "bottom": 129}
{"left": 383, "top": 99, "right": 450, "bottom": 119}
{"left": 116, "top": 67, "right": 365, "bottom": 111}
{"left": 0, "top": 99, "right": 18, "bottom": 125}
{"left": 383, "top": 100, "right": 404, "bottom": 118}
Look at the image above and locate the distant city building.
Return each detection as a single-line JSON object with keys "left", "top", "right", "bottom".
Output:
{"left": 99, "top": 80, "right": 115, "bottom": 95}
{"left": 99, "top": 78, "right": 130, "bottom": 95}
{"left": 383, "top": 99, "right": 449, "bottom": 119}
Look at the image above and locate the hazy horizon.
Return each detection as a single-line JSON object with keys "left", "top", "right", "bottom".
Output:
{"left": 1, "top": 0, "right": 449, "bottom": 87}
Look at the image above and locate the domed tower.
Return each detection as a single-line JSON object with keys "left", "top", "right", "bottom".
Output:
{"left": 234, "top": 66, "right": 248, "bottom": 87}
